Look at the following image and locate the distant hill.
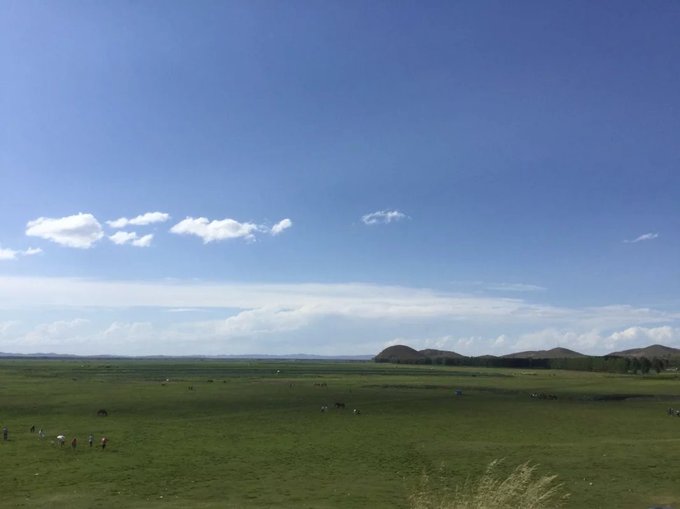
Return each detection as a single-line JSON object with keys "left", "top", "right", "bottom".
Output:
{"left": 374, "top": 345, "right": 464, "bottom": 363}
{"left": 502, "top": 347, "right": 585, "bottom": 359}
{"left": 607, "top": 344, "right": 680, "bottom": 359}
{"left": 374, "top": 345, "right": 426, "bottom": 363}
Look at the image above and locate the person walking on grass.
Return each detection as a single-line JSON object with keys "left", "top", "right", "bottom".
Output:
{"left": 88, "top": 434, "right": 93, "bottom": 447}
{"left": 101, "top": 436, "right": 108, "bottom": 450}
{"left": 71, "top": 437, "right": 77, "bottom": 450}
{"left": 2, "top": 426, "right": 7, "bottom": 441}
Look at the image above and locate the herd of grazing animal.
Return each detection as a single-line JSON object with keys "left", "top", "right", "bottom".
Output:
{"left": 319, "top": 402, "right": 361, "bottom": 415}
{"left": 530, "top": 392, "right": 558, "bottom": 400}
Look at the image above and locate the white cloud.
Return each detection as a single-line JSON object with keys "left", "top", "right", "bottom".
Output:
{"left": 0, "top": 246, "right": 42, "bottom": 261}
{"left": 107, "top": 212, "right": 170, "bottom": 229}
{"left": 132, "top": 234, "right": 153, "bottom": 247}
{"left": 608, "top": 325, "right": 677, "bottom": 347}
{"left": 19, "top": 319, "right": 91, "bottom": 348}
{"left": 271, "top": 218, "right": 292, "bottom": 236}
{"left": 0, "top": 321, "right": 18, "bottom": 335}
{"left": 26, "top": 213, "right": 103, "bottom": 248}
{"left": 109, "top": 231, "right": 137, "bottom": 245}
{"left": 170, "top": 217, "right": 262, "bottom": 243}
{"left": 625, "top": 232, "right": 659, "bottom": 243}
{"left": 508, "top": 325, "right": 680, "bottom": 355}
{"left": 361, "top": 210, "right": 407, "bottom": 225}
{"left": 0, "top": 247, "right": 19, "bottom": 261}
{"left": 109, "top": 231, "right": 153, "bottom": 247}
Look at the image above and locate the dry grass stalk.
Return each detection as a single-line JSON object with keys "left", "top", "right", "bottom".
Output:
{"left": 409, "top": 459, "right": 569, "bottom": 509}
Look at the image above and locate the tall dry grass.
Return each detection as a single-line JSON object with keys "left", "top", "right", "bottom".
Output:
{"left": 409, "top": 459, "right": 569, "bottom": 509}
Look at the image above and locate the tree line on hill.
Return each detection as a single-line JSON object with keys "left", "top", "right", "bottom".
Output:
{"left": 376, "top": 354, "right": 672, "bottom": 374}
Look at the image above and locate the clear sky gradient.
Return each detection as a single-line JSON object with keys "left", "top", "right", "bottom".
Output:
{"left": 1, "top": 1, "right": 679, "bottom": 355}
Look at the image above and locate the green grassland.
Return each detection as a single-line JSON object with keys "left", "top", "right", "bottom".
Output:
{"left": 1, "top": 360, "right": 679, "bottom": 508}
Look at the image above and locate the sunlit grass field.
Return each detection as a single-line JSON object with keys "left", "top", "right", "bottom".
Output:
{"left": 1, "top": 360, "right": 679, "bottom": 508}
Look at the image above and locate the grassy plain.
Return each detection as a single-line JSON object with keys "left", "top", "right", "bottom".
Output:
{"left": 1, "top": 360, "right": 679, "bottom": 508}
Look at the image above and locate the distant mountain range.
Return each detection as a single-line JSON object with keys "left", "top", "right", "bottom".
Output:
{"left": 0, "top": 352, "right": 373, "bottom": 361}
{"left": 374, "top": 343, "right": 680, "bottom": 362}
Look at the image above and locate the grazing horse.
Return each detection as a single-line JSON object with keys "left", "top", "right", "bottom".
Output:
{"left": 334, "top": 402, "right": 346, "bottom": 409}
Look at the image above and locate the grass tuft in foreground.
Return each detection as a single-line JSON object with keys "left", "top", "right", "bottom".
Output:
{"left": 409, "top": 459, "right": 569, "bottom": 509}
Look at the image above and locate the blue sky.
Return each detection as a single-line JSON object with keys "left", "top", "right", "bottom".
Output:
{"left": 1, "top": 1, "right": 679, "bottom": 355}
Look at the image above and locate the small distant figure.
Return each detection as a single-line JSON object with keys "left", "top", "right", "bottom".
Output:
{"left": 88, "top": 434, "right": 94, "bottom": 447}
{"left": 38, "top": 428, "right": 45, "bottom": 439}
{"left": 353, "top": 408, "right": 361, "bottom": 416}
{"left": 455, "top": 389, "right": 463, "bottom": 397}
{"left": 57, "top": 435, "right": 66, "bottom": 447}
{"left": 71, "top": 437, "right": 77, "bottom": 450}
{"left": 321, "top": 405, "right": 328, "bottom": 412}
{"left": 101, "top": 436, "right": 108, "bottom": 450}
{"left": 30, "top": 425, "right": 35, "bottom": 433}
{"left": 2, "top": 426, "right": 8, "bottom": 441}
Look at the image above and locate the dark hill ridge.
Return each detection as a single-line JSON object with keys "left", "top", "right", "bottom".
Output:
{"left": 607, "top": 344, "right": 680, "bottom": 359}
{"left": 502, "top": 347, "right": 585, "bottom": 359}
{"left": 374, "top": 345, "right": 463, "bottom": 362}
{"left": 375, "top": 345, "right": 588, "bottom": 363}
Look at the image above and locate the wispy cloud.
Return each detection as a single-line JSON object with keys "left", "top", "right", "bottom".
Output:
{"left": 109, "top": 231, "right": 154, "bottom": 247}
{"left": 271, "top": 218, "right": 292, "bottom": 236}
{"left": 361, "top": 210, "right": 407, "bottom": 225}
{"left": 0, "top": 276, "right": 675, "bottom": 327}
{"left": 107, "top": 212, "right": 170, "bottom": 229}
{"left": 452, "top": 281, "right": 546, "bottom": 293}
{"left": 624, "top": 232, "right": 659, "bottom": 243}
{"left": 0, "top": 246, "right": 42, "bottom": 261}
{"left": 26, "top": 213, "right": 103, "bottom": 248}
